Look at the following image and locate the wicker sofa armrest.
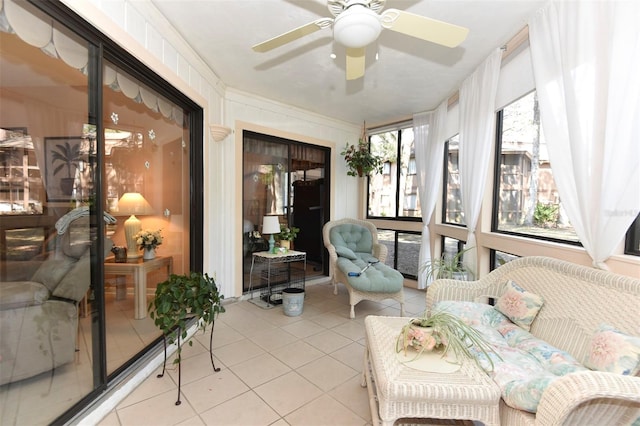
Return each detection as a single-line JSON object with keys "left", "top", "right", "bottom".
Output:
{"left": 535, "top": 371, "right": 640, "bottom": 426}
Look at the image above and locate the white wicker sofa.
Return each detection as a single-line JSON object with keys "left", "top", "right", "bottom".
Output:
{"left": 426, "top": 256, "right": 640, "bottom": 425}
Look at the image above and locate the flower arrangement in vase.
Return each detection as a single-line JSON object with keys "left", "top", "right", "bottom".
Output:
{"left": 134, "top": 229, "right": 162, "bottom": 259}
{"left": 396, "top": 309, "right": 498, "bottom": 370}
{"left": 340, "top": 138, "right": 383, "bottom": 177}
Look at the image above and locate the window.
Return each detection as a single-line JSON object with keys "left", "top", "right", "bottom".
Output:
{"left": 367, "top": 126, "right": 420, "bottom": 219}
{"left": 491, "top": 250, "right": 520, "bottom": 270}
{"left": 492, "top": 91, "right": 578, "bottom": 243}
{"left": 442, "top": 135, "right": 464, "bottom": 225}
{"left": 625, "top": 213, "right": 640, "bottom": 256}
{"left": 377, "top": 229, "right": 420, "bottom": 279}
{"left": 0, "top": 128, "right": 44, "bottom": 215}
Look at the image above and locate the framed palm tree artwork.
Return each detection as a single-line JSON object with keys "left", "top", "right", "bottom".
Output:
{"left": 44, "top": 136, "right": 88, "bottom": 202}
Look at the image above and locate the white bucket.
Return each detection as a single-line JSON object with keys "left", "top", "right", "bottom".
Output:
{"left": 282, "top": 288, "right": 304, "bottom": 316}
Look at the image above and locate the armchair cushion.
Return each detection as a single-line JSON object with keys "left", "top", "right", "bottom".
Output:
{"left": 336, "top": 257, "right": 403, "bottom": 293}
{"left": 0, "top": 281, "right": 49, "bottom": 310}
{"left": 52, "top": 251, "right": 91, "bottom": 301}
{"left": 330, "top": 224, "right": 373, "bottom": 253}
{"left": 335, "top": 245, "right": 358, "bottom": 260}
{"left": 30, "top": 256, "right": 76, "bottom": 291}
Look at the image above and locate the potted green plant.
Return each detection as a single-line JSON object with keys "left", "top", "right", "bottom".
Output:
{"left": 421, "top": 247, "right": 474, "bottom": 281}
{"left": 148, "top": 272, "right": 225, "bottom": 405}
{"left": 396, "top": 309, "right": 498, "bottom": 371}
{"left": 276, "top": 225, "right": 299, "bottom": 250}
{"left": 340, "top": 139, "right": 383, "bottom": 177}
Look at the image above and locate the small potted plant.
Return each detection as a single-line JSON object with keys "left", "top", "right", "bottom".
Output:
{"left": 340, "top": 139, "right": 383, "bottom": 177}
{"left": 148, "top": 271, "right": 225, "bottom": 405}
{"left": 421, "top": 247, "right": 474, "bottom": 281}
{"left": 276, "top": 225, "right": 299, "bottom": 250}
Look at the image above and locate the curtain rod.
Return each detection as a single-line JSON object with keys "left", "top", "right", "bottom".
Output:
{"left": 448, "top": 25, "right": 529, "bottom": 108}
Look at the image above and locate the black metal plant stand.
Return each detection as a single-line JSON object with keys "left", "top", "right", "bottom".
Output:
{"left": 157, "top": 319, "right": 220, "bottom": 406}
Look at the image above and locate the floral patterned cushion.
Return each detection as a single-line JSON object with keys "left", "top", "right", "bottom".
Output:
{"left": 495, "top": 280, "right": 544, "bottom": 331}
{"left": 584, "top": 324, "right": 640, "bottom": 375}
{"left": 499, "top": 323, "right": 586, "bottom": 376}
{"left": 486, "top": 329, "right": 587, "bottom": 413}
{"left": 434, "top": 300, "right": 587, "bottom": 413}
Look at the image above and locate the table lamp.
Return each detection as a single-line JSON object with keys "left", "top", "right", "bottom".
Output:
{"left": 262, "top": 215, "right": 280, "bottom": 254}
{"left": 116, "top": 192, "right": 154, "bottom": 259}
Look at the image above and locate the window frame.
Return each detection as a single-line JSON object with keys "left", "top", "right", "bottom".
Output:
{"left": 366, "top": 125, "right": 421, "bottom": 222}
{"left": 441, "top": 137, "right": 465, "bottom": 228}
{"left": 624, "top": 213, "right": 640, "bottom": 256}
{"left": 19, "top": 1, "right": 205, "bottom": 423}
{"left": 491, "top": 102, "right": 581, "bottom": 247}
{"left": 377, "top": 228, "right": 420, "bottom": 280}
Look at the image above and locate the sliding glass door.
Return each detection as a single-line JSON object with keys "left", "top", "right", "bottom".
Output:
{"left": 242, "top": 131, "right": 330, "bottom": 292}
{"left": 0, "top": 1, "right": 201, "bottom": 423}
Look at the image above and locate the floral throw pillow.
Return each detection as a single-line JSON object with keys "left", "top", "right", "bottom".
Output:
{"left": 495, "top": 280, "right": 544, "bottom": 331}
{"left": 584, "top": 324, "right": 640, "bottom": 375}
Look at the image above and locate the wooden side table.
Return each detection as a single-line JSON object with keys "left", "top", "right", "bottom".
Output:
{"left": 104, "top": 256, "right": 173, "bottom": 319}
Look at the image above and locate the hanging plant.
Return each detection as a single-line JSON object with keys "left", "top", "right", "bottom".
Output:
{"left": 340, "top": 138, "right": 383, "bottom": 177}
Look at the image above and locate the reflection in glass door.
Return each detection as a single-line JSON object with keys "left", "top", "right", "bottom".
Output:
{"left": 0, "top": 3, "right": 94, "bottom": 423}
{"left": 102, "top": 62, "right": 190, "bottom": 375}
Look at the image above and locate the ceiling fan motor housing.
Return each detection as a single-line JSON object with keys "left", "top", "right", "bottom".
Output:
{"left": 333, "top": 4, "right": 382, "bottom": 48}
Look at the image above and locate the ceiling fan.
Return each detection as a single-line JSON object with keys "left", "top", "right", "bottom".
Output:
{"left": 252, "top": 0, "right": 469, "bottom": 80}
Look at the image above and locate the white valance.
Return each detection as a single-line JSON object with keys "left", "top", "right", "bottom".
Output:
{"left": 0, "top": 0, "right": 183, "bottom": 126}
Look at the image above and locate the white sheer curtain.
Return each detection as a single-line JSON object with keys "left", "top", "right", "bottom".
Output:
{"left": 529, "top": 1, "right": 640, "bottom": 269}
{"left": 458, "top": 49, "right": 502, "bottom": 277}
{"left": 414, "top": 101, "right": 448, "bottom": 289}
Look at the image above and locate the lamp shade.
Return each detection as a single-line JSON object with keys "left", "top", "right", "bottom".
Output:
{"left": 262, "top": 215, "right": 281, "bottom": 235}
{"left": 115, "top": 192, "right": 154, "bottom": 216}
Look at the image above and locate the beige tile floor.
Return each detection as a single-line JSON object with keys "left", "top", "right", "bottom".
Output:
{"left": 97, "top": 281, "right": 430, "bottom": 426}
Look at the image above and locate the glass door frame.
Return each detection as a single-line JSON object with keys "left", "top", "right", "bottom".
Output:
{"left": 27, "top": 1, "right": 204, "bottom": 423}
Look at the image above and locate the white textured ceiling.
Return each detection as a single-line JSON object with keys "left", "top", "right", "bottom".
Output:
{"left": 150, "top": 0, "right": 545, "bottom": 126}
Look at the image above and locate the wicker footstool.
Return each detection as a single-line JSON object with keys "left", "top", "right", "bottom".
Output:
{"left": 363, "top": 316, "right": 501, "bottom": 426}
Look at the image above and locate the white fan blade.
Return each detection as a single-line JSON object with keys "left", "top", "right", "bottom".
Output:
{"left": 380, "top": 9, "right": 469, "bottom": 48}
{"left": 252, "top": 18, "right": 333, "bottom": 52}
{"left": 346, "top": 47, "right": 365, "bottom": 80}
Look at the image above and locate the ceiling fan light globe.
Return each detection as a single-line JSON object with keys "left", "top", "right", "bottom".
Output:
{"left": 333, "top": 7, "right": 382, "bottom": 49}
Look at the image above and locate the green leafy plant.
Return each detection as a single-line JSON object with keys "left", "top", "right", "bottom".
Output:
{"left": 421, "top": 247, "right": 474, "bottom": 281}
{"left": 148, "top": 272, "right": 225, "bottom": 364}
{"left": 396, "top": 309, "right": 499, "bottom": 371}
{"left": 340, "top": 139, "right": 383, "bottom": 177}
{"left": 533, "top": 202, "right": 559, "bottom": 228}
{"left": 277, "top": 225, "right": 300, "bottom": 241}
